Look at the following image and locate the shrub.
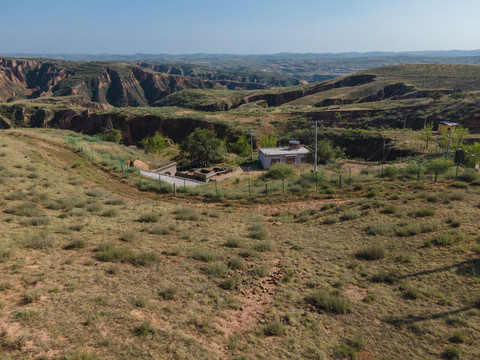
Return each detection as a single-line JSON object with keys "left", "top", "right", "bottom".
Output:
{"left": 251, "top": 240, "right": 274, "bottom": 252}
{"left": 341, "top": 210, "right": 360, "bottom": 221}
{"left": 381, "top": 205, "right": 399, "bottom": 214}
{"left": 224, "top": 237, "right": 242, "bottom": 248}
{"left": 24, "top": 289, "right": 40, "bottom": 303}
{"left": 149, "top": 225, "right": 173, "bottom": 235}
{"left": 191, "top": 248, "right": 220, "bottom": 262}
{"left": 368, "top": 187, "right": 381, "bottom": 197}
{"left": 323, "top": 216, "right": 340, "bottom": 224}
{"left": 220, "top": 278, "right": 237, "bottom": 290}
{"left": 261, "top": 163, "right": 295, "bottom": 180}
{"left": 248, "top": 222, "right": 268, "bottom": 239}
{"left": 0, "top": 247, "right": 13, "bottom": 263}
{"left": 138, "top": 213, "right": 159, "bottom": 223}
{"left": 443, "top": 345, "right": 461, "bottom": 359}
{"left": 86, "top": 189, "right": 104, "bottom": 198}
{"left": 130, "top": 252, "right": 158, "bottom": 266}
{"left": 383, "top": 165, "right": 398, "bottom": 178}
{"left": 205, "top": 262, "right": 229, "bottom": 276}
{"left": 409, "top": 208, "right": 436, "bottom": 217}
{"left": 26, "top": 232, "right": 55, "bottom": 249}
{"left": 336, "top": 335, "right": 365, "bottom": 359}
{"left": 355, "top": 245, "right": 385, "bottom": 261}
{"left": 396, "top": 223, "right": 421, "bottom": 237}
{"left": 100, "top": 208, "right": 118, "bottom": 217}
{"left": 104, "top": 198, "right": 125, "bottom": 205}
{"left": 133, "top": 322, "right": 156, "bottom": 336}
{"left": 5, "top": 190, "right": 27, "bottom": 200}
{"left": 158, "top": 288, "right": 176, "bottom": 300}
{"left": 425, "top": 159, "right": 453, "bottom": 174}
{"left": 307, "top": 290, "right": 351, "bottom": 314}
{"left": 449, "top": 331, "right": 466, "bottom": 344}
{"left": 95, "top": 242, "right": 132, "bottom": 263}
{"left": 174, "top": 208, "right": 199, "bottom": 221}
{"left": 366, "top": 223, "right": 395, "bottom": 236}
{"left": 5, "top": 202, "right": 43, "bottom": 217}
{"left": 254, "top": 264, "right": 270, "bottom": 277}
{"left": 64, "top": 238, "right": 86, "bottom": 250}
{"left": 263, "top": 320, "right": 284, "bottom": 336}
{"left": 451, "top": 181, "right": 468, "bottom": 188}
{"left": 370, "top": 272, "right": 397, "bottom": 284}
{"left": 227, "top": 256, "right": 245, "bottom": 270}
{"left": 458, "top": 168, "right": 479, "bottom": 183}
{"left": 433, "top": 232, "right": 465, "bottom": 246}
{"left": 121, "top": 231, "right": 136, "bottom": 242}
{"left": 402, "top": 286, "right": 420, "bottom": 300}
{"left": 20, "top": 216, "right": 50, "bottom": 227}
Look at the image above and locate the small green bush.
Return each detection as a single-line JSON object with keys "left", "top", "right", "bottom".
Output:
{"left": 355, "top": 245, "right": 385, "bottom": 261}
{"left": 174, "top": 208, "right": 199, "bottom": 221}
{"left": 20, "top": 216, "right": 50, "bottom": 227}
{"left": 26, "top": 232, "right": 55, "bottom": 249}
{"left": 100, "top": 208, "right": 118, "bottom": 217}
{"left": 409, "top": 208, "right": 436, "bottom": 217}
{"left": 307, "top": 290, "right": 351, "bottom": 314}
{"left": 402, "top": 286, "right": 420, "bottom": 300}
{"left": 396, "top": 223, "right": 421, "bottom": 237}
{"left": 458, "top": 169, "right": 479, "bottom": 183}
{"left": 366, "top": 223, "right": 395, "bottom": 235}
{"left": 449, "top": 331, "right": 466, "bottom": 344}
{"left": 133, "top": 322, "right": 156, "bottom": 336}
{"left": 443, "top": 345, "right": 461, "bottom": 359}
{"left": 205, "top": 262, "right": 229, "bottom": 276}
{"left": 86, "top": 189, "right": 104, "bottom": 198}
{"left": 248, "top": 222, "right": 268, "bottom": 239}
{"left": 121, "top": 231, "right": 136, "bottom": 242}
{"left": 323, "top": 215, "right": 340, "bottom": 224}
{"left": 261, "top": 163, "right": 295, "bottom": 180}
{"left": 5, "top": 191, "right": 27, "bottom": 201}
{"left": 138, "top": 213, "right": 160, "bottom": 223}
{"left": 451, "top": 181, "right": 468, "bottom": 188}
{"left": 381, "top": 205, "right": 399, "bottom": 214}
{"left": 251, "top": 240, "right": 274, "bottom": 252}
{"left": 433, "top": 232, "right": 465, "bottom": 246}
{"left": 191, "top": 248, "right": 220, "bottom": 262}
{"left": 224, "top": 237, "right": 242, "bottom": 248}
{"left": 64, "top": 238, "right": 86, "bottom": 250}
{"left": 341, "top": 210, "right": 360, "bottom": 221}
{"left": 263, "top": 320, "right": 284, "bottom": 336}
{"left": 254, "top": 264, "right": 270, "bottom": 277}
{"left": 227, "top": 256, "right": 245, "bottom": 270}
{"left": 158, "top": 288, "right": 176, "bottom": 300}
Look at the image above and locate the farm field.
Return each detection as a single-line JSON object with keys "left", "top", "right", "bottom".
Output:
{"left": 0, "top": 129, "right": 479, "bottom": 359}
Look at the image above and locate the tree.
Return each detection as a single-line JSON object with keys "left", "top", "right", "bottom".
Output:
{"left": 180, "top": 128, "right": 224, "bottom": 163}
{"left": 140, "top": 132, "right": 169, "bottom": 154}
{"left": 440, "top": 125, "right": 470, "bottom": 151}
{"left": 306, "top": 139, "right": 344, "bottom": 164}
{"left": 228, "top": 134, "right": 250, "bottom": 157}
{"left": 103, "top": 129, "right": 122, "bottom": 144}
{"left": 420, "top": 123, "right": 434, "bottom": 148}
{"left": 259, "top": 134, "right": 278, "bottom": 148}
{"left": 428, "top": 92, "right": 444, "bottom": 102}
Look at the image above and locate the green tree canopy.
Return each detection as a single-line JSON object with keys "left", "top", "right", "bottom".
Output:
{"left": 140, "top": 132, "right": 169, "bottom": 154}
{"left": 103, "top": 129, "right": 123, "bottom": 144}
{"left": 228, "top": 134, "right": 250, "bottom": 157}
{"left": 259, "top": 134, "right": 278, "bottom": 148}
{"left": 180, "top": 128, "right": 224, "bottom": 163}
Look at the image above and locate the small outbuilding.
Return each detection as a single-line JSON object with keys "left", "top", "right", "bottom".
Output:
{"left": 437, "top": 121, "right": 458, "bottom": 133}
{"left": 258, "top": 140, "right": 310, "bottom": 169}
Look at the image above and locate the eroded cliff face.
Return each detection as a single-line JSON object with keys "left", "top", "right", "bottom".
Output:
{"left": 0, "top": 58, "right": 269, "bottom": 107}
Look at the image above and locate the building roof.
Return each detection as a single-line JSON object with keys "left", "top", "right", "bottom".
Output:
{"left": 259, "top": 146, "right": 310, "bottom": 156}
{"left": 439, "top": 121, "right": 458, "bottom": 126}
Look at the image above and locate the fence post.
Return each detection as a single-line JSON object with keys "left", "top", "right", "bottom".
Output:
{"left": 215, "top": 179, "right": 218, "bottom": 195}
{"left": 174, "top": 183, "right": 177, "bottom": 196}
{"left": 121, "top": 162, "right": 125, "bottom": 177}
{"left": 348, "top": 168, "right": 351, "bottom": 185}
{"left": 434, "top": 168, "right": 439, "bottom": 184}
{"left": 265, "top": 183, "right": 268, "bottom": 197}
{"left": 455, "top": 164, "right": 459, "bottom": 180}
{"left": 339, "top": 174, "right": 342, "bottom": 188}
{"left": 381, "top": 164, "right": 384, "bottom": 179}
{"left": 315, "top": 171, "right": 318, "bottom": 191}
{"left": 282, "top": 177, "right": 285, "bottom": 194}
{"left": 248, "top": 178, "right": 251, "bottom": 198}
{"left": 110, "top": 154, "right": 113, "bottom": 166}
{"left": 158, "top": 174, "right": 162, "bottom": 190}
{"left": 417, "top": 162, "right": 421, "bottom": 182}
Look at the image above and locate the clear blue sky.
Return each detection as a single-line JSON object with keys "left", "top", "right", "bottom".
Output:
{"left": 1, "top": 0, "right": 479, "bottom": 54}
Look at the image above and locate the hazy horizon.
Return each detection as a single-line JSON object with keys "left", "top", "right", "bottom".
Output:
{"left": 2, "top": 0, "right": 480, "bottom": 54}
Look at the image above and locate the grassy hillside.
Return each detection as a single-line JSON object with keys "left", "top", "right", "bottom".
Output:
{"left": 0, "top": 128, "right": 480, "bottom": 359}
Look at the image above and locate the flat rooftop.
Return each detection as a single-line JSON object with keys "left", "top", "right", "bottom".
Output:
{"left": 259, "top": 146, "right": 310, "bottom": 156}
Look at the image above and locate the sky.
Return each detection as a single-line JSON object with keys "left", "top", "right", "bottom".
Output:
{"left": 1, "top": 0, "right": 480, "bottom": 54}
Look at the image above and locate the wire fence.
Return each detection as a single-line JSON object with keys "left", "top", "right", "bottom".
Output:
{"left": 65, "top": 134, "right": 469, "bottom": 200}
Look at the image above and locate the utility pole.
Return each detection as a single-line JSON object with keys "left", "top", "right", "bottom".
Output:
{"left": 403, "top": 113, "right": 407, "bottom": 129}
{"left": 446, "top": 129, "right": 454, "bottom": 159}
{"left": 247, "top": 130, "right": 254, "bottom": 160}
{"left": 309, "top": 120, "right": 323, "bottom": 172}
{"left": 424, "top": 115, "right": 428, "bottom": 128}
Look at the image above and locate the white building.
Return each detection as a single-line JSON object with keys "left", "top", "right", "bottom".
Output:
{"left": 258, "top": 140, "right": 310, "bottom": 169}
